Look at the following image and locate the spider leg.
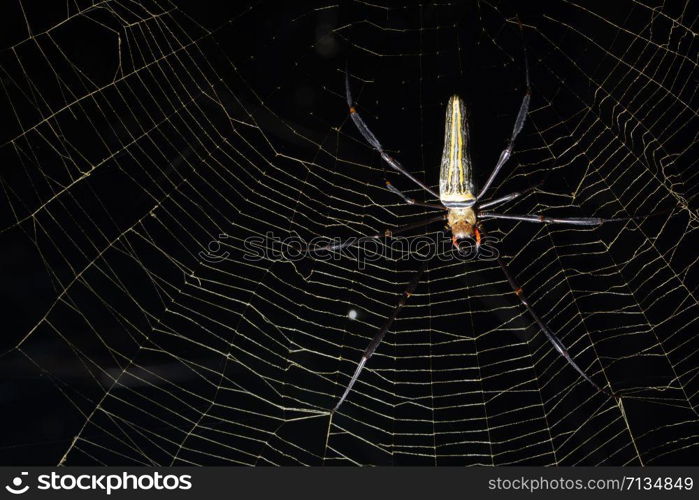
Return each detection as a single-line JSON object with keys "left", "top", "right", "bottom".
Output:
{"left": 477, "top": 183, "right": 540, "bottom": 210}
{"left": 332, "top": 262, "right": 428, "bottom": 412}
{"left": 345, "top": 68, "right": 440, "bottom": 200}
{"left": 478, "top": 212, "right": 657, "bottom": 225}
{"left": 309, "top": 214, "right": 446, "bottom": 252}
{"left": 385, "top": 180, "right": 447, "bottom": 210}
{"left": 476, "top": 24, "right": 531, "bottom": 202}
{"left": 495, "top": 256, "right": 617, "bottom": 400}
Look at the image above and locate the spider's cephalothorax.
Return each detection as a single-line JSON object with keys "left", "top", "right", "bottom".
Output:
{"left": 439, "top": 95, "right": 480, "bottom": 246}
{"left": 447, "top": 207, "right": 477, "bottom": 240}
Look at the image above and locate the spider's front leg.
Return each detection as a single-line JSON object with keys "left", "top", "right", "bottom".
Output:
{"left": 331, "top": 261, "right": 429, "bottom": 412}
{"left": 496, "top": 252, "right": 618, "bottom": 400}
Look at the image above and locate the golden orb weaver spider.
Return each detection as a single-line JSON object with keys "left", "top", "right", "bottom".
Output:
{"left": 320, "top": 32, "right": 658, "bottom": 413}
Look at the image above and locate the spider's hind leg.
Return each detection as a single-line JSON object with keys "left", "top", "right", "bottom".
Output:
{"left": 344, "top": 66, "right": 440, "bottom": 200}
{"left": 475, "top": 20, "right": 532, "bottom": 202}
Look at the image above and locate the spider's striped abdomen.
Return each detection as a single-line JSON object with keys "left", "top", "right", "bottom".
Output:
{"left": 439, "top": 95, "right": 475, "bottom": 208}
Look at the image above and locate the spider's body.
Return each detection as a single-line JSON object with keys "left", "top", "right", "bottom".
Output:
{"left": 439, "top": 95, "right": 479, "bottom": 243}
{"left": 439, "top": 95, "right": 475, "bottom": 208}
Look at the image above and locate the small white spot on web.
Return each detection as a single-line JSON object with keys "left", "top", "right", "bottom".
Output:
{"left": 348, "top": 309, "right": 358, "bottom": 320}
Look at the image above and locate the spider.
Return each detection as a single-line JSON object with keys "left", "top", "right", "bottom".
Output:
{"left": 321, "top": 57, "right": 648, "bottom": 413}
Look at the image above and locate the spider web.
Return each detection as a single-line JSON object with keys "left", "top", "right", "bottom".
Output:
{"left": 1, "top": 0, "right": 698, "bottom": 466}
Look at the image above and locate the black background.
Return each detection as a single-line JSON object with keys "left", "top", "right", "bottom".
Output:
{"left": 0, "top": 1, "right": 697, "bottom": 465}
